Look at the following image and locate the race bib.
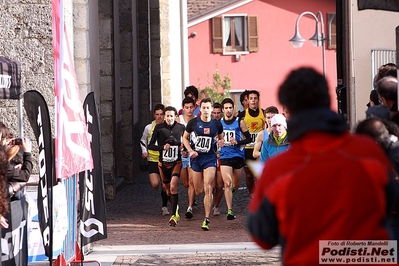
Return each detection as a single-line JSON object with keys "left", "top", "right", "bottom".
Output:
{"left": 194, "top": 136, "right": 212, "bottom": 153}
{"left": 246, "top": 132, "right": 258, "bottom": 147}
{"left": 223, "top": 130, "right": 236, "bottom": 146}
{"left": 163, "top": 145, "right": 179, "bottom": 162}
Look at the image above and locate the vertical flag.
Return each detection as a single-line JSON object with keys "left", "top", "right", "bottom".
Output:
{"left": 23, "top": 90, "right": 54, "bottom": 259}
{"left": 52, "top": 0, "right": 93, "bottom": 179}
{"left": 79, "top": 92, "right": 107, "bottom": 245}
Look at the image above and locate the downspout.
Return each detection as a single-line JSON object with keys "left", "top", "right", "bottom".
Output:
{"left": 148, "top": 0, "right": 152, "bottom": 110}
{"left": 113, "top": 0, "right": 121, "bottom": 182}
{"left": 132, "top": 1, "right": 139, "bottom": 124}
{"left": 180, "top": 0, "right": 189, "bottom": 95}
{"left": 349, "top": 0, "right": 356, "bottom": 126}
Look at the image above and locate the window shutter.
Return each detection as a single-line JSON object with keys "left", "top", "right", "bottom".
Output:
{"left": 328, "top": 13, "right": 336, "bottom": 49}
{"left": 248, "top": 16, "right": 258, "bottom": 52}
{"left": 212, "top": 17, "right": 223, "bottom": 53}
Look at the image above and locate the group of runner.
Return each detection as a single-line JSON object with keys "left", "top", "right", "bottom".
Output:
{"left": 140, "top": 86, "right": 283, "bottom": 230}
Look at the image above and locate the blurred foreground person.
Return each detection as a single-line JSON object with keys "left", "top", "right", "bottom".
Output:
{"left": 0, "top": 145, "right": 9, "bottom": 228}
{"left": 247, "top": 67, "right": 398, "bottom": 265}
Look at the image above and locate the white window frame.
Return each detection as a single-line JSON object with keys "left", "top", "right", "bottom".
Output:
{"left": 222, "top": 14, "right": 250, "bottom": 55}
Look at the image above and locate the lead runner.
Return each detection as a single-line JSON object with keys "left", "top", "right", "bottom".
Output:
{"left": 182, "top": 98, "right": 224, "bottom": 230}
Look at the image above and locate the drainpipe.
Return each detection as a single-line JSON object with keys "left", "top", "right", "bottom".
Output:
{"left": 148, "top": 0, "right": 152, "bottom": 110}
{"left": 180, "top": 0, "right": 189, "bottom": 95}
{"left": 348, "top": 0, "right": 356, "bottom": 126}
{"left": 113, "top": 0, "right": 120, "bottom": 186}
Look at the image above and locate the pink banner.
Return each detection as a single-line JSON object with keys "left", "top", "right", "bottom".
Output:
{"left": 52, "top": 0, "right": 93, "bottom": 179}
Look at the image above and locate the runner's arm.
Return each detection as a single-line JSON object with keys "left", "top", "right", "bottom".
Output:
{"left": 140, "top": 125, "right": 150, "bottom": 154}
{"left": 252, "top": 131, "right": 264, "bottom": 159}
{"left": 148, "top": 125, "right": 162, "bottom": 151}
{"left": 182, "top": 131, "right": 192, "bottom": 152}
{"left": 236, "top": 119, "right": 252, "bottom": 146}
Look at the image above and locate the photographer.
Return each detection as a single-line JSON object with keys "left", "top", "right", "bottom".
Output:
{"left": 6, "top": 137, "right": 32, "bottom": 198}
{"left": 0, "top": 122, "right": 32, "bottom": 198}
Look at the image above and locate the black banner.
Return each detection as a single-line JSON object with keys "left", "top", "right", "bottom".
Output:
{"left": 79, "top": 92, "right": 107, "bottom": 245}
{"left": 23, "top": 90, "right": 53, "bottom": 259}
{"left": 358, "top": 0, "right": 399, "bottom": 11}
{"left": 1, "top": 198, "right": 28, "bottom": 266}
{"left": 0, "top": 57, "right": 21, "bottom": 99}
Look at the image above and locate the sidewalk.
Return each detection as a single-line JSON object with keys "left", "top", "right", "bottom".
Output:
{"left": 85, "top": 243, "right": 281, "bottom": 265}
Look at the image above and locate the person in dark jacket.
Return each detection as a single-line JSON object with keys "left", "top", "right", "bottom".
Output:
{"left": 0, "top": 145, "right": 9, "bottom": 228}
{"left": 0, "top": 122, "right": 32, "bottom": 198}
{"left": 148, "top": 106, "right": 185, "bottom": 227}
{"left": 247, "top": 67, "right": 399, "bottom": 265}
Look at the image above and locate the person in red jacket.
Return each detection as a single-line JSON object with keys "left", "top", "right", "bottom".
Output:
{"left": 247, "top": 67, "right": 399, "bottom": 265}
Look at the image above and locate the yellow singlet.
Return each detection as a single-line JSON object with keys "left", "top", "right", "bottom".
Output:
{"left": 243, "top": 108, "right": 265, "bottom": 149}
{"left": 147, "top": 121, "right": 160, "bottom": 162}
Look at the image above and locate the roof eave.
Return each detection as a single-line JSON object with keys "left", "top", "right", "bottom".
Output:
{"left": 188, "top": 0, "right": 254, "bottom": 27}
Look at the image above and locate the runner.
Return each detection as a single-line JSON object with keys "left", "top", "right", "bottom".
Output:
{"left": 238, "top": 90, "right": 265, "bottom": 194}
{"left": 211, "top": 102, "right": 223, "bottom": 216}
{"left": 176, "top": 97, "right": 196, "bottom": 219}
{"left": 178, "top": 85, "right": 201, "bottom": 116}
{"left": 220, "top": 98, "right": 251, "bottom": 219}
{"left": 140, "top": 104, "right": 170, "bottom": 215}
{"left": 182, "top": 98, "right": 224, "bottom": 230}
{"left": 148, "top": 106, "right": 186, "bottom": 226}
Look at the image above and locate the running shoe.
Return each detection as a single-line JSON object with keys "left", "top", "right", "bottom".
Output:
{"left": 185, "top": 207, "right": 193, "bottom": 219}
{"left": 162, "top": 206, "right": 170, "bottom": 216}
{"left": 227, "top": 209, "right": 236, "bottom": 220}
{"left": 169, "top": 215, "right": 179, "bottom": 227}
{"left": 212, "top": 206, "right": 220, "bottom": 216}
{"left": 201, "top": 219, "right": 210, "bottom": 231}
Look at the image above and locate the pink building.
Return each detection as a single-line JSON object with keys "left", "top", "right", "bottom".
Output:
{"left": 187, "top": 0, "right": 337, "bottom": 111}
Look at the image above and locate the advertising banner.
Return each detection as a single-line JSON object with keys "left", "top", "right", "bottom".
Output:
{"left": 79, "top": 92, "right": 107, "bottom": 245}
{"left": 23, "top": 90, "right": 54, "bottom": 258}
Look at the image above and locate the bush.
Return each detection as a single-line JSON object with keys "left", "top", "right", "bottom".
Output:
{"left": 198, "top": 69, "right": 231, "bottom": 104}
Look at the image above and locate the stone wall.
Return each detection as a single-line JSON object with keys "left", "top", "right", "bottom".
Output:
{"left": 0, "top": 0, "right": 54, "bottom": 174}
{"left": 118, "top": 0, "right": 134, "bottom": 183}
{"left": 0, "top": 0, "right": 164, "bottom": 200}
{"left": 98, "top": 0, "right": 116, "bottom": 199}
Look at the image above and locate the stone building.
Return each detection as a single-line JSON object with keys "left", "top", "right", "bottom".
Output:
{"left": 0, "top": 0, "right": 188, "bottom": 200}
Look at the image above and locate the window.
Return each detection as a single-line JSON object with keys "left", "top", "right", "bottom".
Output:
{"left": 327, "top": 13, "right": 336, "bottom": 50}
{"left": 230, "top": 90, "right": 246, "bottom": 112}
{"left": 212, "top": 15, "right": 258, "bottom": 54}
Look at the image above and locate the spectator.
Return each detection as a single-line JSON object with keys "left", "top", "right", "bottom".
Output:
{"left": 0, "top": 144, "right": 9, "bottom": 228}
{"left": 253, "top": 106, "right": 279, "bottom": 160}
{"left": 355, "top": 117, "right": 399, "bottom": 176}
{"left": 259, "top": 114, "right": 289, "bottom": 163}
{"left": 366, "top": 89, "right": 390, "bottom": 119}
{"left": 0, "top": 122, "right": 32, "bottom": 198}
{"left": 247, "top": 67, "right": 398, "bottom": 265}
{"left": 376, "top": 76, "right": 398, "bottom": 114}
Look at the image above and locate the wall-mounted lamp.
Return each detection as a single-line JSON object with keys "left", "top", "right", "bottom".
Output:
{"left": 190, "top": 32, "right": 197, "bottom": 38}
{"left": 235, "top": 54, "right": 241, "bottom": 62}
{"left": 289, "top": 11, "right": 326, "bottom": 77}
